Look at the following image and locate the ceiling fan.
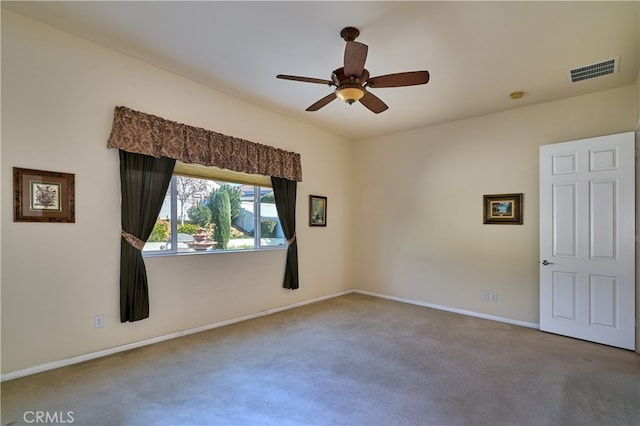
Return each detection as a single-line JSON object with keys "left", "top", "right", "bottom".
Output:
{"left": 277, "top": 27, "right": 429, "bottom": 114}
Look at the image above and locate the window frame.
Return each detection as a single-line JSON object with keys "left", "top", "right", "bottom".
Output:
{"left": 143, "top": 164, "right": 286, "bottom": 257}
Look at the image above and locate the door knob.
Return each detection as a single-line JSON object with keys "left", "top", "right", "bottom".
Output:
{"left": 541, "top": 260, "right": 555, "bottom": 266}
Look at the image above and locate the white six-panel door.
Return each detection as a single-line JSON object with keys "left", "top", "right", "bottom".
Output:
{"left": 539, "top": 132, "right": 635, "bottom": 350}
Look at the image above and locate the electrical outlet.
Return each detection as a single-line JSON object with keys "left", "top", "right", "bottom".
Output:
{"left": 95, "top": 314, "right": 104, "bottom": 329}
{"left": 490, "top": 292, "right": 498, "bottom": 302}
{"left": 482, "top": 292, "right": 490, "bottom": 301}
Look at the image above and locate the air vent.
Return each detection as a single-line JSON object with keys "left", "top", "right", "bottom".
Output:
{"left": 569, "top": 58, "right": 619, "bottom": 83}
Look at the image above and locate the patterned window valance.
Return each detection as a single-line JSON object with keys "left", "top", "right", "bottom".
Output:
{"left": 107, "top": 106, "right": 302, "bottom": 182}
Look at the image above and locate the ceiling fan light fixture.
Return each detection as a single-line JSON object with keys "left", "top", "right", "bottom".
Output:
{"left": 336, "top": 86, "right": 365, "bottom": 104}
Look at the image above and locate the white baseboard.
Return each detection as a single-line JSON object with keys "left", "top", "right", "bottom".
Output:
{"left": 354, "top": 289, "right": 540, "bottom": 329}
{"left": 0, "top": 290, "right": 352, "bottom": 382}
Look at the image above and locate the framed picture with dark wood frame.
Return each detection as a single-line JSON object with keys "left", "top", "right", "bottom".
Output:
{"left": 309, "top": 195, "right": 327, "bottom": 227}
{"left": 13, "top": 167, "right": 75, "bottom": 223}
{"left": 483, "top": 193, "right": 523, "bottom": 224}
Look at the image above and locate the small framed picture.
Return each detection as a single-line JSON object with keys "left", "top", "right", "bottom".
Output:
{"left": 309, "top": 195, "right": 327, "bottom": 227}
{"left": 13, "top": 167, "right": 75, "bottom": 223}
{"left": 483, "top": 193, "right": 523, "bottom": 224}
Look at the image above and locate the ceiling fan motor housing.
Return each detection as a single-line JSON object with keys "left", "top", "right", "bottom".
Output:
{"left": 332, "top": 67, "right": 367, "bottom": 104}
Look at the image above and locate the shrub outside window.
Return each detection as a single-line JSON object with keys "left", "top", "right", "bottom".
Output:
{"left": 143, "top": 175, "right": 286, "bottom": 255}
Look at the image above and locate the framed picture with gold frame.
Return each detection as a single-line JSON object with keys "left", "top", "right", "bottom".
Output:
{"left": 483, "top": 193, "right": 523, "bottom": 224}
{"left": 13, "top": 167, "right": 75, "bottom": 223}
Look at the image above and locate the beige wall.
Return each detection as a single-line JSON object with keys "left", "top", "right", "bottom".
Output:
{"left": 350, "top": 87, "right": 637, "bottom": 325}
{"left": 1, "top": 11, "right": 353, "bottom": 374}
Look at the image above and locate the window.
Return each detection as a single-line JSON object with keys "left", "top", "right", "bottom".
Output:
{"left": 143, "top": 173, "right": 285, "bottom": 255}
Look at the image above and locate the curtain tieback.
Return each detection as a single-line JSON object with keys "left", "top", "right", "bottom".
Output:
{"left": 287, "top": 232, "right": 296, "bottom": 246}
{"left": 121, "top": 230, "right": 146, "bottom": 251}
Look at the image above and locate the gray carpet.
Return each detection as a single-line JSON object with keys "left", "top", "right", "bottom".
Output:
{"left": 2, "top": 293, "right": 639, "bottom": 425}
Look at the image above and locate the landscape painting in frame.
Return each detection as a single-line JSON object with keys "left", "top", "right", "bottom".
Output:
{"left": 309, "top": 195, "right": 327, "bottom": 227}
{"left": 14, "top": 167, "right": 75, "bottom": 223}
{"left": 483, "top": 193, "right": 523, "bottom": 224}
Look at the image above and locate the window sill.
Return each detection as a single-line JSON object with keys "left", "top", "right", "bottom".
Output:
{"left": 142, "top": 245, "right": 287, "bottom": 258}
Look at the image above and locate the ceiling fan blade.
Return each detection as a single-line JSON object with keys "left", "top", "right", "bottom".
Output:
{"left": 277, "top": 75, "right": 333, "bottom": 85}
{"left": 366, "top": 71, "right": 430, "bottom": 88}
{"left": 306, "top": 93, "right": 337, "bottom": 111}
{"left": 343, "top": 41, "right": 368, "bottom": 77}
{"left": 360, "top": 90, "right": 388, "bottom": 114}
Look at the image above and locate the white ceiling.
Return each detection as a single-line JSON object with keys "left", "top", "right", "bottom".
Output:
{"left": 3, "top": 1, "right": 638, "bottom": 141}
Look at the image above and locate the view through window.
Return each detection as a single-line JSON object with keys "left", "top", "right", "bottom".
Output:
{"left": 143, "top": 176, "right": 285, "bottom": 254}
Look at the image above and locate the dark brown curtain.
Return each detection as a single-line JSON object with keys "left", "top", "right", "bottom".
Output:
{"left": 119, "top": 150, "right": 176, "bottom": 322}
{"left": 271, "top": 177, "right": 299, "bottom": 290}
